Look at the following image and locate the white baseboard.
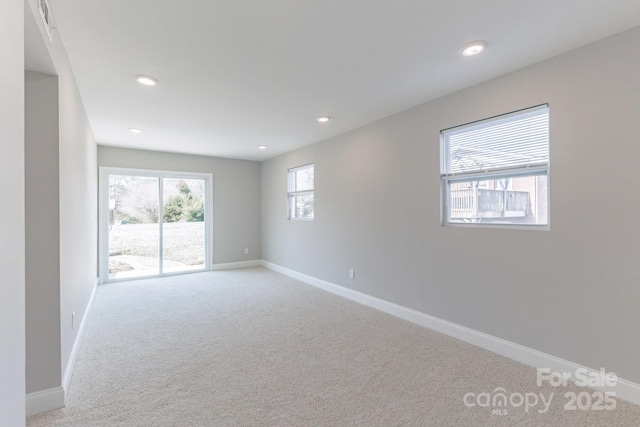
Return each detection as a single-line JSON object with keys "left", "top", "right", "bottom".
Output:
{"left": 62, "top": 277, "right": 99, "bottom": 400}
{"left": 26, "top": 387, "right": 64, "bottom": 417}
{"left": 261, "top": 260, "right": 640, "bottom": 406}
{"left": 212, "top": 260, "right": 261, "bottom": 271}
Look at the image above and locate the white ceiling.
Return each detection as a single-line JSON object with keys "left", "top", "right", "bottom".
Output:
{"left": 48, "top": 1, "right": 640, "bottom": 161}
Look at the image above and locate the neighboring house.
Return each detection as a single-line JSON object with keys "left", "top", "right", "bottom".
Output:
{"left": 449, "top": 176, "right": 547, "bottom": 224}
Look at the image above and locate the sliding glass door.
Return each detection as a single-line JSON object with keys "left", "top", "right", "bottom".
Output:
{"left": 101, "top": 168, "right": 211, "bottom": 282}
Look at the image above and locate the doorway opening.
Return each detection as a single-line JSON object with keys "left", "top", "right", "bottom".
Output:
{"left": 100, "top": 168, "right": 212, "bottom": 282}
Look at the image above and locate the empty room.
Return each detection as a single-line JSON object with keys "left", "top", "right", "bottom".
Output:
{"left": 3, "top": 0, "right": 640, "bottom": 425}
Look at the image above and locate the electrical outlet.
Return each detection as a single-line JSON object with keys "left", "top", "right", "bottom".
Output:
{"left": 72, "top": 312, "right": 76, "bottom": 329}
{"left": 349, "top": 269, "right": 355, "bottom": 279}
{"left": 244, "top": 248, "right": 249, "bottom": 255}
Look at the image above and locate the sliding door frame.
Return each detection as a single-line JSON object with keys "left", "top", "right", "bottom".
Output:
{"left": 99, "top": 167, "right": 213, "bottom": 283}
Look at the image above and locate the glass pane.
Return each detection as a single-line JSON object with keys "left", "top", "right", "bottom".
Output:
{"left": 447, "top": 174, "right": 548, "bottom": 225}
{"left": 162, "top": 178, "right": 206, "bottom": 273}
{"left": 295, "top": 166, "right": 314, "bottom": 191}
{"left": 108, "top": 175, "right": 160, "bottom": 279}
{"left": 293, "top": 194, "right": 314, "bottom": 219}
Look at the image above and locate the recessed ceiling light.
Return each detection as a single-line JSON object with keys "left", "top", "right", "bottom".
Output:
{"left": 129, "top": 128, "right": 142, "bottom": 134}
{"left": 135, "top": 75, "right": 158, "bottom": 86}
{"left": 258, "top": 145, "right": 268, "bottom": 150}
{"left": 460, "top": 41, "right": 487, "bottom": 57}
{"left": 317, "top": 116, "right": 331, "bottom": 123}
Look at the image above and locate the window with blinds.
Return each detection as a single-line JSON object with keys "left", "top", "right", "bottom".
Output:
{"left": 287, "top": 164, "right": 314, "bottom": 220}
{"left": 440, "top": 105, "right": 549, "bottom": 227}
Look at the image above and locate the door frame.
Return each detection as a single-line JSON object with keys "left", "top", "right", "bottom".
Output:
{"left": 99, "top": 166, "right": 213, "bottom": 283}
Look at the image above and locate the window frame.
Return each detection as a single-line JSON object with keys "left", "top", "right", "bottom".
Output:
{"left": 98, "top": 166, "right": 213, "bottom": 283}
{"left": 287, "top": 163, "right": 315, "bottom": 220}
{"left": 440, "top": 105, "right": 550, "bottom": 230}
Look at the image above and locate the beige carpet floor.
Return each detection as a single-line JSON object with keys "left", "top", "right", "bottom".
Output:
{"left": 27, "top": 267, "right": 640, "bottom": 426}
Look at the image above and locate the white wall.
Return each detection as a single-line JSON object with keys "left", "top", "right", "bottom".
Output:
{"left": 262, "top": 26, "right": 640, "bottom": 384}
{"left": 0, "top": 1, "right": 25, "bottom": 424}
{"left": 98, "top": 147, "right": 262, "bottom": 265}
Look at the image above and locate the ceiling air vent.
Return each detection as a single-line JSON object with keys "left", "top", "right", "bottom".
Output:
{"left": 38, "top": 0, "right": 53, "bottom": 42}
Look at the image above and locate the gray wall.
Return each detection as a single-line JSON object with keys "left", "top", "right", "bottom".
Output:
{"left": 25, "top": 71, "right": 61, "bottom": 394}
{"left": 262, "top": 26, "right": 640, "bottom": 384}
{"left": 24, "top": 0, "right": 98, "bottom": 400}
{"left": 0, "top": 0, "right": 25, "bottom": 424}
{"left": 55, "top": 41, "right": 98, "bottom": 386}
{"left": 98, "top": 147, "right": 262, "bottom": 265}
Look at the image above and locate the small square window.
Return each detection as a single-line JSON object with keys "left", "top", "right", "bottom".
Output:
{"left": 441, "top": 105, "right": 549, "bottom": 227}
{"left": 288, "top": 164, "right": 314, "bottom": 220}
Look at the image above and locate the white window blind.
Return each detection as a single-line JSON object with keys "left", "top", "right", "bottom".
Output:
{"left": 287, "top": 164, "right": 314, "bottom": 220}
{"left": 288, "top": 164, "right": 314, "bottom": 193}
{"left": 442, "top": 105, "right": 549, "bottom": 176}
